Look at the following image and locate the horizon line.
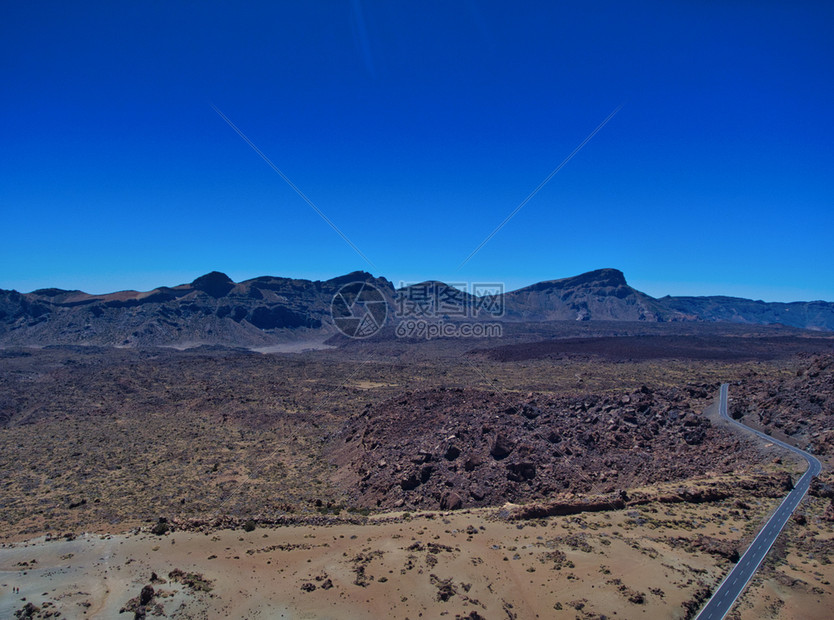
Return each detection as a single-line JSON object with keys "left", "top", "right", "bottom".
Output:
{"left": 2, "top": 268, "right": 832, "bottom": 305}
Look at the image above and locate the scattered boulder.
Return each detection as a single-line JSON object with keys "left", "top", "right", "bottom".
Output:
{"left": 14, "top": 603, "right": 41, "bottom": 619}
{"left": 440, "top": 491, "right": 463, "bottom": 511}
{"left": 506, "top": 462, "right": 536, "bottom": 482}
{"left": 429, "top": 574, "right": 457, "bottom": 602}
{"left": 400, "top": 473, "right": 420, "bottom": 491}
{"left": 490, "top": 434, "right": 515, "bottom": 460}
{"left": 151, "top": 518, "right": 169, "bottom": 536}
{"left": 444, "top": 444, "right": 461, "bottom": 460}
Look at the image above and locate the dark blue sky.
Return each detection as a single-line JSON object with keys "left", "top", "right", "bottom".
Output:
{"left": 2, "top": 1, "right": 832, "bottom": 301}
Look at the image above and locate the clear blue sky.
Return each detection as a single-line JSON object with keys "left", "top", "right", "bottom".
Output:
{"left": 2, "top": 1, "right": 832, "bottom": 301}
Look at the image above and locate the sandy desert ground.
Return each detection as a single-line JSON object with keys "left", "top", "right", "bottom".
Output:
{"left": 3, "top": 467, "right": 833, "bottom": 620}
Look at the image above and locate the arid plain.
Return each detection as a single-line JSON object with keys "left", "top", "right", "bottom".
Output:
{"left": 1, "top": 324, "right": 833, "bottom": 619}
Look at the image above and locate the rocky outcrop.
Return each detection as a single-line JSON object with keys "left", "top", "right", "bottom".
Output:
{"left": 503, "top": 473, "right": 791, "bottom": 521}
{"left": 329, "top": 384, "right": 759, "bottom": 511}
{"left": 730, "top": 354, "right": 834, "bottom": 456}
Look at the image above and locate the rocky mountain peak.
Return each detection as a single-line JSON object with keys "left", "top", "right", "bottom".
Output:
{"left": 542, "top": 268, "right": 628, "bottom": 290}
{"left": 573, "top": 268, "right": 628, "bottom": 288}
{"left": 190, "top": 271, "right": 235, "bottom": 298}
{"left": 514, "top": 268, "right": 629, "bottom": 295}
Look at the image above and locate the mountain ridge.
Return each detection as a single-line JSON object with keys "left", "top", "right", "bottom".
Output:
{"left": 1, "top": 268, "right": 832, "bottom": 346}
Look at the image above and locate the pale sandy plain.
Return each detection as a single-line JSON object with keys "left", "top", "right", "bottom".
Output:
{"left": 3, "top": 475, "right": 831, "bottom": 620}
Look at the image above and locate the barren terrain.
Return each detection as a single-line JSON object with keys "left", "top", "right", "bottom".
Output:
{"left": 3, "top": 473, "right": 824, "bottom": 620}
{"left": 1, "top": 327, "right": 832, "bottom": 618}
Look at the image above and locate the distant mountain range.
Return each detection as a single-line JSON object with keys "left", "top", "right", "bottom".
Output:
{"left": 0, "top": 268, "right": 832, "bottom": 347}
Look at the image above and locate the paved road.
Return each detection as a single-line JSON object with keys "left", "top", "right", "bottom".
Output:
{"left": 694, "top": 383, "right": 822, "bottom": 620}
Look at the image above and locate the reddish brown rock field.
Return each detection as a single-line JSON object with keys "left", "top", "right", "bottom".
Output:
{"left": 330, "top": 384, "right": 762, "bottom": 511}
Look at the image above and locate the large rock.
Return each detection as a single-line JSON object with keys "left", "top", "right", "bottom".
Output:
{"left": 490, "top": 434, "right": 515, "bottom": 459}
{"left": 440, "top": 491, "right": 463, "bottom": 510}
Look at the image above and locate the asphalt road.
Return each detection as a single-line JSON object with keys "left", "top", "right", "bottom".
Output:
{"left": 694, "top": 383, "right": 823, "bottom": 620}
